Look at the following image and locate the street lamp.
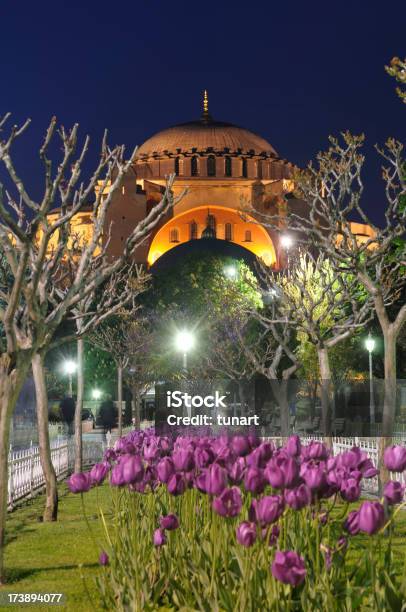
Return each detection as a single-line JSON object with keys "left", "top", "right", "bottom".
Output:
{"left": 92, "top": 388, "right": 102, "bottom": 400}
{"left": 63, "top": 360, "right": 77, "bottom": 397}
{"left": 281, "top": 234, "right": 293, "bottom": 269}
{"left": 365, "top": 333, "right": 375, "bottom": 426}
{"left": 224, "top": 264, "right": 237, "bottom": 280}
{"left": 175, "top": 329, "right": 195, "bottom": 372}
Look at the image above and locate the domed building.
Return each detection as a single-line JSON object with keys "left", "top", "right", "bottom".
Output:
{"left": 79, "top": 92, "right": 374, "bottom": 267}
{"left": 92, "top": 92, "right": 296, "bottom": 268}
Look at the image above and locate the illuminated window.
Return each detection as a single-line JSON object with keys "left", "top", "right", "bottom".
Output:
{"left": 207, "top": 155, "right": 216, "bottom": 177}
{"left": 244, "top": 230, "right": 252, "bottom": 242}
{"left": 225, "top": 156, "right": 232, "bottom": 177}
{"left": 190, "top": 220, "right": 198, "bottom": 240}
{"left": 169, "top": 228, "right": 179, "bottom": 243}
{"left": 191, "top": 156, "right": 199, "bottom": 176}
{"left": 242, "top": 158, "right": 248, "bottom": 178}
{"left": 225, "top": 223, "right": 233, "bottom": 241}
{"left": 174, "top": 157, "right": 180, "bottom": 176}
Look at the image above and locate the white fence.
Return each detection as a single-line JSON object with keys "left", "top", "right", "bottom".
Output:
{"left": 8, "top": 432, "right": 406, "bottom": 509}
{"left": 8, "top": 436, "right": 105, "bottom": 509}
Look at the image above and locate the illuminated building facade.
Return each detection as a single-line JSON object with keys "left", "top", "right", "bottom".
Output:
{"left": 71, "top": 92, "right": 375, "bottom": 267}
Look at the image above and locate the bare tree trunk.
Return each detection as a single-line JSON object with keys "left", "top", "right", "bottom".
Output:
{"left": 74, "top": 338, "right": 84, "bottom": 473}
{"left": 32, "top": 353, "right": 58, "bottom": 521}
{"left": 117, "top": 364, "right": 123, "bottom": 438}
{"left": 317, "top": 347, "right": 332, "bottom": 448}
{"left": 270, "top": 380, "right": 289, "bottom": 438}
{"left": 133, "top": 386, "right": 140, "bottom": 430}
{"left": 0, "top": 357, "right": 29, "bottom": 584}
{"left": 378, "top": 327, "right": 397, "bottom": 493}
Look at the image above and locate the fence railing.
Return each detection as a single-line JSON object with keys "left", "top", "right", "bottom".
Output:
{"left": 8, "top": 436, "right": 105, "bottom": 509}
{"left": 9, "top": 431, "right": 406, "bottom": 509}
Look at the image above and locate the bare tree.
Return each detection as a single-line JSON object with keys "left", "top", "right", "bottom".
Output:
{"left": 0, "top": 113, "right": 181, "bottom": 581}
{"left": 270, "top": 133, "right": 405, "bottom": 484}
{"left": 257, "top": 253, "right": 373, "bottom": 439}
{"left": 235, "top": 302, "right": 300, "bottom": 437}
{"left": 90, "top": 310, "right": 155, "bottom": 431}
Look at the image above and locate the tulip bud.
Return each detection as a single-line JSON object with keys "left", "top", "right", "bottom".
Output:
{"left": 67, "top": 472, "right": 91, "bottom": 494}
{"left": 236, "top": 521, "right": 257, "bottom": 547}
{"left": 159, "top": 514, "right": 179, "bottom": 530}
{"left": 153, "top": 528, "right": 166, "bottom": 547}
{"left": 358, "top": 501, "right": 385, "bottom": 535}
{"left": 271, "top": 550, "right": 306, "bottom": 586}
{"left": 384, "top": 446, "right": 406, "bottom": 473}
{"left": 384, "top": 480, "right": 405, "bottom": 506}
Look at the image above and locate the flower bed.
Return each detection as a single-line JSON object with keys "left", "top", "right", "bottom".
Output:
{"left": 68, "top": 431, "right": 406, "bottom": 610}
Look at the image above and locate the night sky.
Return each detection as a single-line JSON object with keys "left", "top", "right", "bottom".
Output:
{"left": 1, "top": 1, "right": 405, "bottom": 225}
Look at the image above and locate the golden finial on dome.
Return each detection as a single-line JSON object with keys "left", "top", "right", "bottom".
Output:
{"left": 201, "top": 90, "right": 211, "bottom": 123}
{"left": 203, "top": 90, "right": 209, "bottom": 114}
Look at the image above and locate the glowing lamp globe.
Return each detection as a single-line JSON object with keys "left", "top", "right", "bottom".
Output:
{"left": 175, "top": 330, "right": 195, "bottom": 353}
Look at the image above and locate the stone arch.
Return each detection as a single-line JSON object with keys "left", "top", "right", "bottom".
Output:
{"left": 147, "top": 205, "right": 276, "bottom": 266}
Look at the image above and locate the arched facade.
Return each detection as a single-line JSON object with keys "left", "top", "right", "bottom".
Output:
{"left": 148, "top": 206, "right": 277, "bottom": 266}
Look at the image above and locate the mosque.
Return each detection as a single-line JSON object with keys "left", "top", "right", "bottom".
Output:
{"left": 68, "top": 92, "right": 374, "bottom": 268}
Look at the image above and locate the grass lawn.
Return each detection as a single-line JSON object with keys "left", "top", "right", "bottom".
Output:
{"left": 1, "top": 484, "right": 405, "bottom": 611}
{"left": 2, "top": 484, "right": 111, "bottom": 611}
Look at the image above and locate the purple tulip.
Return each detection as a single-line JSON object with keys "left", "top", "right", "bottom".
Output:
{"left": 343, "top": 510, "right": 360, "bottom": 535}
{"left": 285, "top": 435, "right": 301, "bottom": 457}
{"left": 159, "top": 514, "right": 179, "bottom": 530}
{"left": 231, "top": 436, "right": 251, "bottom": 457}
{"left": 205, "top": 464, "right": 228, "bottom": 496}
{"left": 110, "top": 463, "right": 126, "bottom": 487}
{"left": 384, "top": 446, "right": 406, "bottom": 473}
{"left": 157, "top": 457, "right": 175, "bottom": 483}
{"left": 90, "top": 462, "right": 109, "bottom": 486}
{"left": 143, "top": 441, "right": 159, "bottom": 462}
{"left": 358, "top": 501, "right": 385, "bottom": 535}
{"left": 67, "top": 472, "right": 91, "bottom": 494}
{"left": 172, "top": 448, "right": 195, "bottom": 472}
{"left": 307, "top": 441, "right": 328, "bottom": 460}
{"left": 303, "top": 465, "right": 326, "bottom": 491}
{"left": 194, "top": 447, "right": 214, "bottom": 468}
{"left": 271, "top": 550, "right": 306, "bottom": 587}
{"left": 244, "top": 467, "right": 266, "bottom": 494}
{"left": 120, "top": 454, "right": 144, "bottom": 485}
{"left": 167, "top": 473, "right": 186, "bottom": 496}
{"left": 268, "top": 525, "right": 280, "bottom": 546}
{"left": 236, "top": 521, "right": 257, "bottom": 547}
{"left": 212, "top": 486, "right": 242, "bottom": 517}
{"left": 253, "top": 495, "right": 284, "bottom": 526}
{"left": 228, "top": 457, "right": 245, "bottom": 484}
{"left": 264, "top": 461, "right": 285, "bottom": 489}
{"left": 340, "top": 477, "right": 361, "bottom": 502}
{"left": 384, "top": 480, "right": 405, "bottom": 505}
{"left": 337, "top": 536, "right": 348, "bottom": 552}
{"left": 284, "top": 484, "right": 311, "bottom": 510}
{"left": 153, "top": 528, "right": 167, "bottom": 547}
{"left": 103, "top": 448, "right": 117, "bottom": 463}
{"left": 99, "top": 551, "right": 109, "bottom": 566}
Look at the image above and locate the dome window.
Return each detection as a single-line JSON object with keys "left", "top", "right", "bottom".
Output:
{"left": 191, "top": 156, "right": 199, "bottom": 177}
{"left": 225, "top": 156, "right": 232, "bottom": 177}
{"left": 207, "top": 155, "right": 216, "bottom": 177}
{"left": 225, "top": 223, "right": 233, "bottom": 241}
{"left": 174, "top": 157, "right": 180, "bottom": 176}
{"left": 244, "top": 230, "right": 252, "bottom": 242}
{"left": 242, "top": 158, "right": 248, "bottom": 178}
{"left": 190, "top": 220, "right": 198, "bottom": 240}
{"left": 169, "top": 228, "right": 180, "bottom": 243}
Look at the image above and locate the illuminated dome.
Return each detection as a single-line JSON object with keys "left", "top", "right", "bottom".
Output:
{"left": 136, "top": 93, "right": 277, "bottom": 158}
{"left": 137, "top": 119, "right": 277, "bottom": 157}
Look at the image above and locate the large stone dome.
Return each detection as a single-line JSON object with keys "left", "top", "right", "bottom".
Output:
{"left": 136, "top": 117, "right": 277, "bottom": 158}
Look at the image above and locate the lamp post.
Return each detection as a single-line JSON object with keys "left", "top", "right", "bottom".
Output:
{"left": 92, "top": 389, "right": 102, "bottom": 400}
{"left": 224, "top": 264, "right": 237, "bottom": 280}
{"left": 175, "top": 329, "right": 195, "bottom": 372}
{"left": 280, "top": 234, "right": 293, "bottom": 270}
{"left": 63, "top": 360, "right": 77, "bottom": 397}
{"left": 365, "top": 333, "right": 376, "bottom": 426}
